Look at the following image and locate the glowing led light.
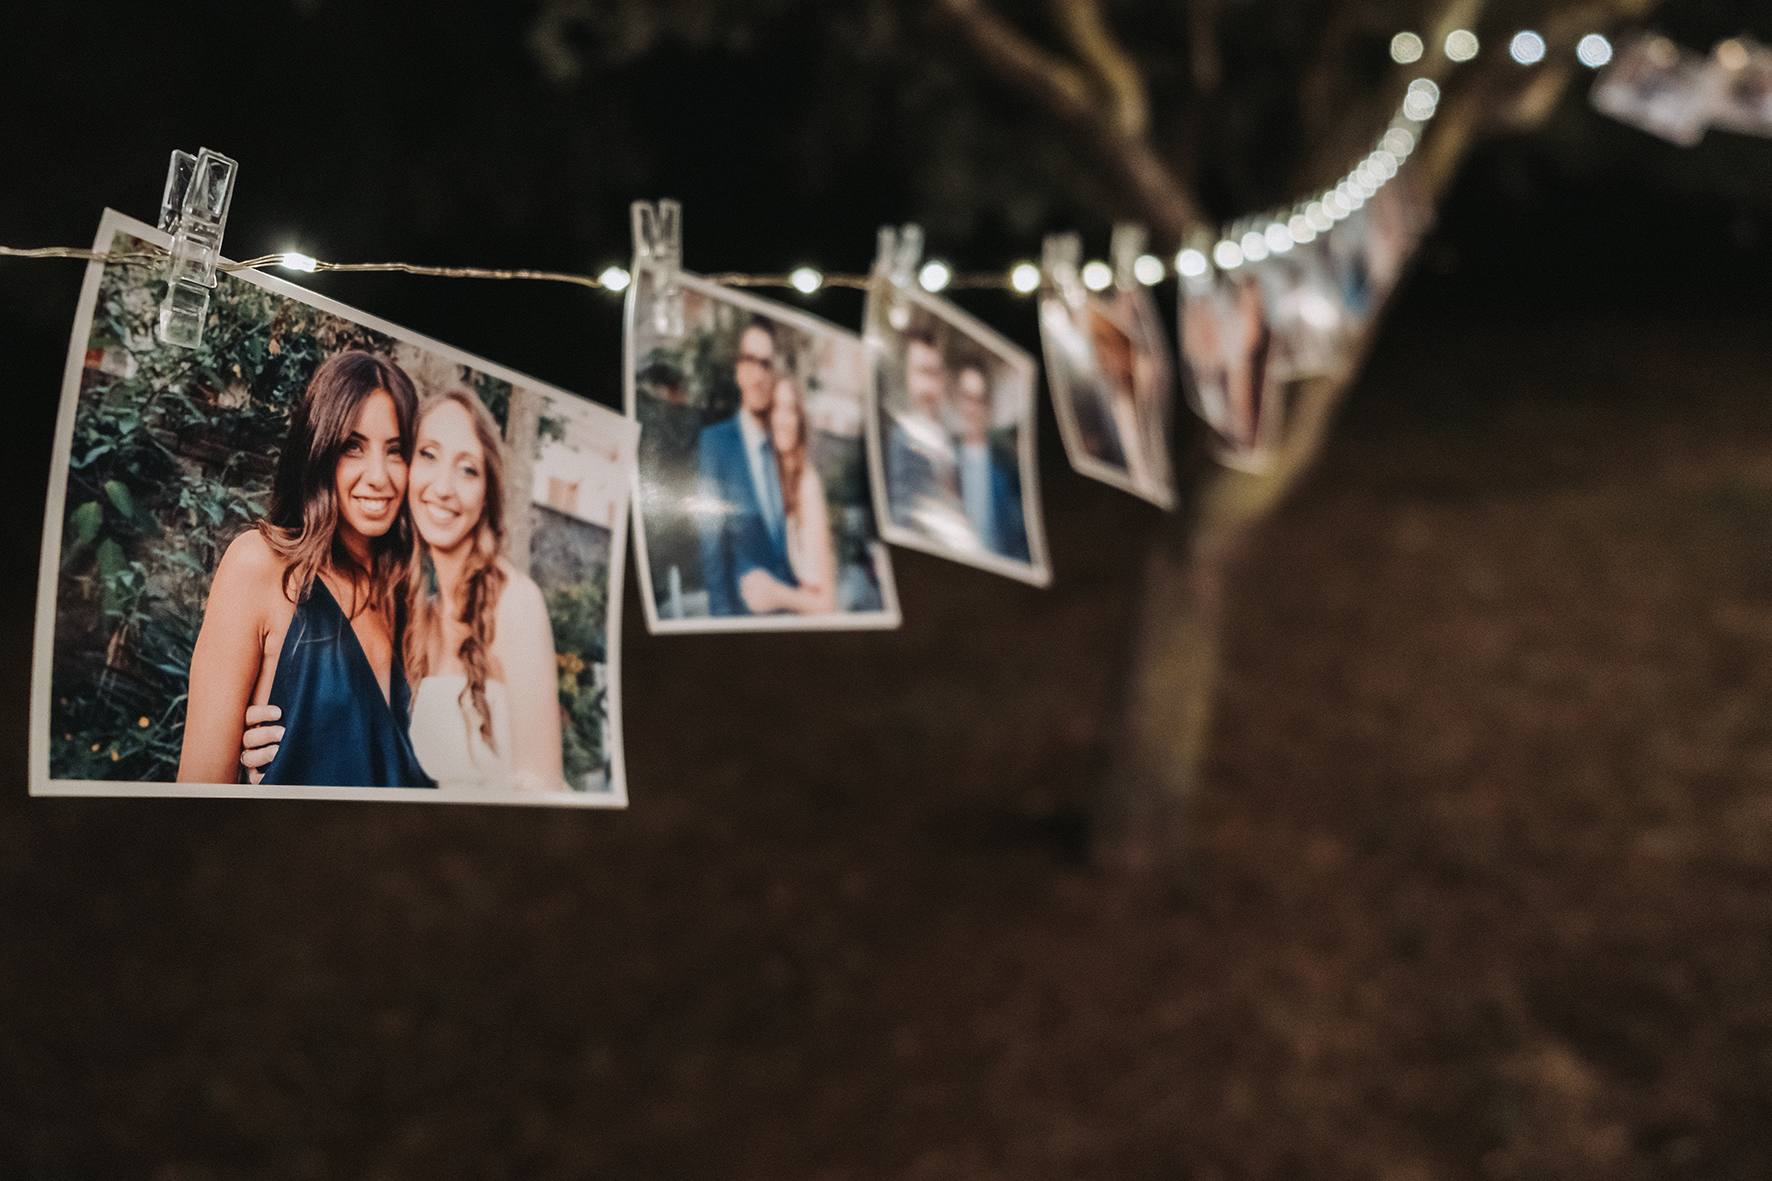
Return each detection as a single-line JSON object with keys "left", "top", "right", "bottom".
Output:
{"left": 1444, "top": 29, "right": 1479, "bottom": 61}
{"left": 280, "top": 251, "right": 318, "bottom": 272}
{"left": 1288, "top": 214, "right": 1317, "bottom": 244}
{"left": 1265, "top": 223, "right": 1295, "bottom": 254}
{"left": 1510, "top": 30, "right": 1546, "bottom": 64}
{"left": 1133, "top": 253, "right": 1166, "bottom": 285}
{"left": 599, "top": 265, "right": 631, "bottom": 292}
{"left": 1081, "top": 260, "right": 1113, "bottom": 291}
{"left": 790, "top": 266, "right": 823, "bottom": 294}
{"left": 1322, "top": 192, "right": 1349, "bottom": 220}
{"left": 1305, "top": 202, "right": 1334, "bottom": 231}
{"left": 1336, "top": 183, "right": 1365, "bottom": 212}
{"left": 1717, "top": 38, "right": 1749, "bottom": 71}
{"left": 1237, "top": 231, "right": 1268, "bottom": 263}
{"left": 1213, "top": 240, "right": 1244, "bottom": 269}
{"left": 1576, "top": 33, "right": 1612, "bottom": 68}
{"left": 1356, "top": 165, "right": 1379, "bottom": 189}
{"left": 1391, "top": 32, "right": 1424, "bottom": 64}
{"left": 1408, "top": 77, "right": 1441, "bottom": 102}
{"left": 1403, "top": 90, "right": 1438, "bottom": 120}
{"left": 1009, "top": 262, "right": 1041, "bottom": 293}
{"left": 919, "top": 261, "right": 951, "bottom": 292}
{"left": 1176, "top": 248, "right": 1209, "bottom": 278}
{"left": 1382, "top": 127, "right": 1416, "bottom": 156}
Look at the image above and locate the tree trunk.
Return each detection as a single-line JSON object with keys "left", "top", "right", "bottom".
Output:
{"left": 503, "top": 384, "right": 542, "bottom": 576}
{"left": 1091, "top": 373, "right": 1354, "bottom": 872}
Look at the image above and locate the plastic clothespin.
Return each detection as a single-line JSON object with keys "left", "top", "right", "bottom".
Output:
{"left": 1041, "top": 232, "right": 1085, "bottom": 307}
{"left": 873, "top": 223, "right": 925, "bottom": 287}
{"left": 1111, "top": 222, "right": 1147, "bottom": 292}
{"left": 156, "top": 147, "right": 238, "bottom": 349}
{"left": 630, "top": 199, "right": 683, "bottom": 338}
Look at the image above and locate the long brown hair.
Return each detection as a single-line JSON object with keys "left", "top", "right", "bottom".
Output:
{"left": 257, "top": 350, "right": 418, "bottom": 611}
{"left": 404, "top": 390, "right": 509, "bottom": 753}
{"left": 770, "top": 376, "right": 808, "bottom": 519}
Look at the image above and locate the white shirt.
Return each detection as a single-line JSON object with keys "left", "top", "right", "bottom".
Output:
{"left": 736, "top": 408, "right": 778, "bottom": 532}
{"left": 959, "top": 441, "right": 993, "bottom": 546}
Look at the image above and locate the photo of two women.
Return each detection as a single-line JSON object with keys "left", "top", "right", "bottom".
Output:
{"left": 44, "top": 214, "right": 631, "bottom": 800}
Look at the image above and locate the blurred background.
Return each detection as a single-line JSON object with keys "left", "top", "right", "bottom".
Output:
{"left": 4, "top": 1, "right": 1772, "bottom": 1177}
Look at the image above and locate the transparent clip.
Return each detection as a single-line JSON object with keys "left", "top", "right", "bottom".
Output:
{"left": 873, "top": 223, "right": 925, "bottom": 287}
{"left": 1111, "top": 222, "right": 1147, "bottom": 292}
{"left": 631, "top": 199, "right": 683, "bottom": 338}
{"left": 1042, "top": 232, "right": 1085, "bottom": 308}
{"left": 156, "top": 147, "right": 238, "bottom": 349}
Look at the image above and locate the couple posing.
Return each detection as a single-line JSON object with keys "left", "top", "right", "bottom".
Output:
{"left": 696, "top": 319, "right": 838, "bottom": 617}
{"left": 176, "top": 351, "right": 563, "bottom": 791}
{"left": 887, "top": 327, "right": 1030, "bottom": 562}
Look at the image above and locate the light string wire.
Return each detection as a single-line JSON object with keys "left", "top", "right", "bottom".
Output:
{"left": 0, "top": 28, "right": 1623, "bottom": 295}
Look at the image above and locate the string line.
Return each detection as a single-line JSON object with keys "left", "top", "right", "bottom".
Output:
{"left": 0, "top": 244, "right": 1018, "bottom": 291}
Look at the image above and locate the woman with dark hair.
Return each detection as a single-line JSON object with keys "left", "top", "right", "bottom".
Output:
{"left": 738, "top": 375, "right": 838, "bottom": 615}
{"left": 178, "top": 350, "right": 433, "bottom": 787}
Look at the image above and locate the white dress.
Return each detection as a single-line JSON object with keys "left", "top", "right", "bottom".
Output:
{"left": 408, "top": 674, "right": 512, "bottom": 789}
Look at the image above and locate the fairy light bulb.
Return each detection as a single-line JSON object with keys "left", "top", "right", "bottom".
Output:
{"left": 1133, "top": 254, "right": 1166, "bottom": 285}
{"left": 919, "top": 261, "right": 951, "bottom": 292}
{"left": 1081, "top": 260, "right": 1113, "bottom": 290}
{"left": 280, "top": 251, "right": 318, "bottom": 272}
{"left": 1444, "top": 29, "right": 1479, "bottom": 62}
{"left": 1213, "top": 240, "right": 1244, "bottom": 269}
{"left": 1009, "top": 262, "right": 1040, "bottom": 293}
{"left": 599, "top": 266, "right": 631, "bottom": 292}
{"left": 790, "top": 267, "right": 823, "bottom": 293}
{"left": 1510, "top": 31, "right": 1546, "bottom": 65}
{"left": 1577, "top": 34, "right": 1613, "bottom": 68}
{"left": 1176, "top": 248, "right": 1209, "bottom": 278}
{"left": 1391, "top": 32, "right": 1424, "bottom": 64}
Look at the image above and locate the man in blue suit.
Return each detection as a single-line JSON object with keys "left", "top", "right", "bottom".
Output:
{"left": 696, "top": 320, "right": 800, "bottom": 616}
{"left": 952, "top": 363, "right": 1030, "bottom": 563}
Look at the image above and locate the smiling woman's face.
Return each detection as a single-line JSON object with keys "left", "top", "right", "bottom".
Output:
{"left": 410, "top": 399, "right": 487, "bottom": 555}
{"left": 333, "top": 389, "right": 408, "bottom": 547}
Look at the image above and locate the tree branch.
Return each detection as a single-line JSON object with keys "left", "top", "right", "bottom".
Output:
{"left": 932, "top": 0, "right": 1208, "bottom": 243}
{"left": 932, "top": 0, "right": 1098, "bottom": 127}
{"left": 1049, "top": 0, "right": 1150, "bottom": 138}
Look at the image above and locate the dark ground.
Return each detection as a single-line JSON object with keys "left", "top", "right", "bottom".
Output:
{"left": 4, "top": 304, "right": 1772, "bottom": 1179}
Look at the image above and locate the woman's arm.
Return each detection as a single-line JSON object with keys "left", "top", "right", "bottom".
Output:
{"left": 177, "top": 533, "right": 275, "bottom": 783}
{"left": 793, "top": 468, "right": 838, "bottom": 614}
{"left": 497, "top": 571, "right": 566, "bottom": 791}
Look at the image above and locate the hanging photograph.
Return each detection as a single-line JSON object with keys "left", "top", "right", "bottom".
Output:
{"left": 864, "top": 280, "right": 1051, "bottom": 586}
{"left": 32, "top": 209, "right": 638, "bottom": 806}
{"left": 1038, "top": 284, "right": 1176, "bottom": 509}
{"left": 1709, "top": 37, "right": 1772, "bottom": 138}
{"left": 625, "top": 269, "right": 900, "bottom": 633}
{"left": 1590, "top": 33, "right": 1720, "bottom": 147}
{"left": 1180, "top": 269, "right": 1287, "bottom": 471}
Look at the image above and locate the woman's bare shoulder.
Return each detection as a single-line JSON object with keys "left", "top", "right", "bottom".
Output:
{"left": 494, "top": 561, "right": 548, "bottom": 625}
{"left": 215, "top": 530, "right": 286, "bottom": 590}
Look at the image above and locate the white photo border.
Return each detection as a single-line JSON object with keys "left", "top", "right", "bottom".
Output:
{"left": 862, "top": 281, "right": 1053, "bottom": 588}
{"left": 1039, "top": 288, "right": 1177, "bottom": 511}
{"left": 622, "top": 269, "right": 903, "bottom": 635}
{"left": 31, "top": 209, "right": 639, "bottom": 808}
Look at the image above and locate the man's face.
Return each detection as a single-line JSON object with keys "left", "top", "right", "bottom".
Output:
{"left": 905, "top": 339, "right": 948, "bottom": 420}
{"left": 735, "top": 327, "right": 777, "bottom": 417}
{"left": 956, "top": 368, "right": 990, "bottom": 444}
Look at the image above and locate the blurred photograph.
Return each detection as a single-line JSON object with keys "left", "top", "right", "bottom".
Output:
{"left": 865, "top": 282, "right": 1050, "bottom": 585}
{"left": 1710, "top": 37, "right": 1772, "bottom": 137}
{"left": 626, "top": 271, "right": 900, "bottom": 633}
{"left": 1180, "top": 270, "right": 1285, "bottom": 470}
{"left": 1039, "top": 286, "right": 1176, "bottom": 509}
{"left": 32, "top": 210, "right": 638, "bottom": 805}
{"left": 1591, "top": 33, "right": 1720, "bottom": 147}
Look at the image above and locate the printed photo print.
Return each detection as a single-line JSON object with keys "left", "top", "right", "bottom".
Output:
{"left": 32, "top": 210, "right": 639, "bottom": 806}
{"left": 625, "top": 270, "right": 900, "bottom": 633}
{"left": 1039, "top": 285, "right": 1175, "bottom": 509}
{"left": 1590, "top": 33, "right": 1720, "bottom": 147}
{"left": 864, "top": 282, "right": 1051, "bottom": 586}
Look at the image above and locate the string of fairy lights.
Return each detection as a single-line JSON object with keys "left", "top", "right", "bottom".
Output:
{"left": 1, "top": 27, "right": 1622, "bottom": 297}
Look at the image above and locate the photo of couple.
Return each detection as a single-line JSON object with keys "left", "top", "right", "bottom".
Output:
{"left": 626, "top": 270, "right": 900, "bottom": 633}
{"left": 1039, "top": 284, "right": 1176, "bottom": 509}
{"left": 33, "top": 211, "right": 637, "bottom": 805}
{"left": 865, "top": 283, "right": 1050, "bottom": 586}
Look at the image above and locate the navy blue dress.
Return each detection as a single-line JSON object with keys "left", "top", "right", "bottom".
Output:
{"left": 258, "top": 579, "right": 435, "bottom": 788}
